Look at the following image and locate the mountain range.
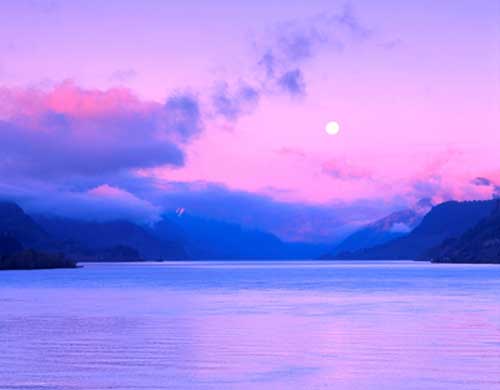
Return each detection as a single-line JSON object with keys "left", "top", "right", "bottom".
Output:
{"left": 159, "top": 212, "right": 327, "bottom": 260}
{"left": 428, "top": 201, "right": 500, "bottom": 263}
{"left": 323, "top": 209, "right": 423, "bottom": 258}
{"left": 0, "top": 201, "right": 326, "bottom": 265}
{"left": 2, "top": 196, "right": 500, "bottom": 268}
{"left": 326, "top": 200, "right": 498, "bottom": 261}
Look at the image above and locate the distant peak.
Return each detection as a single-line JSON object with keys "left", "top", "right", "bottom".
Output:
{"left": 414, "top": 198, "right": 433, "bottom": 213}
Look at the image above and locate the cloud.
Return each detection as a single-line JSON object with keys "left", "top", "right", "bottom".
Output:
{"left": 84, "top": 184, "right": 161, "bottom": 222}
{"left": 472, "top": 176, "right": 500, "bottom": 199}
{"left": 211, "top": 82, "right": 260, "bottom": 121}
{"left": 255, "top": 3, "right": 371, "bottom": 97}
{"left": 404, "top": 168, "right": 500, "bottom": 206}
{"left": 151, "top": 181, "right": 398, "bottom": 242}
{"left": 161, "top": 94, "right": 203, "bottom": 141}
{"left": 205, "top": 3, "right": 375, "bottom": 119}
{"left": 277, "top": 69, "right": 306, "bottom": 96}
{"left": 109, "top": 68, "right": 137, "bottom": 83}
{"left": 379, "top": 38, "right": 403, "bottom": 50}
{"left": 0, "top": 82, "right": 202, "bottom": 179}
{"left": 472, "top": 177, "right": 492, "bottom": 186}
{"left": 414, "top": 197, "right": 433, "bottom": 213}
{"left": 0, "top": 159, "right": 404, "bottom": 242}
{"left": 333, "top": 3, "right": 371, "bottom": 38}
{"left": 322, "top": 159, "right": 371, "bottom": 180}
{"left": 0, "top": 178, "right": 160, "bottom": 223}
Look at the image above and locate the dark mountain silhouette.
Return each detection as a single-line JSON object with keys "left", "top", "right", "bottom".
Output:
{"left": 34, "top": 216, "right": 188, "bottom": 261}
{"left": 0, "top": 234, "right": 24, "bottom": 257}
{"left": 0, "top": 201, "right": 49, "bottom": 246}
{"left": 330, "top": 200, "right": 497, "bottom": 260}
{"left": 323, "top": 209, "right": 423, "bottom": 258}
{"left": 428, "top": 201, "right": 500, "bottom": 263}
{"left": 0, "top": 200, "right": 325, "bottom": 264}
{"left": 0, "top": 233, "right": 76, "bottom": 270}
{"left": 0, "top": 248, "right": 76, "bottom": 270}
{"left": 155, "top": 213, "right": 326, "bottom": 260}
{"left": 0, "top": 201, "right": 188, "bottom": 263}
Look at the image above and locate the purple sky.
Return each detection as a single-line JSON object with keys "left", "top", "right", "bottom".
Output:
{"left": 0, "top": 0, "right": 499, "bottom": 242}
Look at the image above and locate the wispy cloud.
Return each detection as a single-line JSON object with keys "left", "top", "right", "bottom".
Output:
{"left": 211, "top": 81, "right": 260, "bottom": 121}
{"left": 212, "top": 3, "right": 373, "bottom": 119}
{"left": 472, "top": 176, "right": 500, "bottom": 199}
{"left": 277, "top": 69, "right": 306, "bottom": 96}
{"left": 254, "top": 3, "right": 371, "bottom": 97}
{"left": 322, "top": 158, "right": 372, "bottom": 180}
{"left": 109, "top": 68, "right": 137, "bottom": 83}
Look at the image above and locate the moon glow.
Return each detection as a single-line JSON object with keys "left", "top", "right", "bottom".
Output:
{"left": 325, "top": 121, "right": 340, "bottom": 135}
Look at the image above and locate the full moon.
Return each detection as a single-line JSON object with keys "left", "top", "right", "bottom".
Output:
{"left": 325, "top": 121, "right": 340, "bottom": 135}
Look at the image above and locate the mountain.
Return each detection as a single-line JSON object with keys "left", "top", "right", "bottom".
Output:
{"left": 0, "top": 200, "right": 327, "bottom": 263}
{"left": 0, "top": 200, "right": 324, "bottom": 262}
{"left": 0, "top": 200, "right": 188, "bottom": 263}
{"left": 0, "top": 206, "right": 76, "bottom": 270}
{"left": 34, "top": 216, "right": 188, "bottom": 261}
{"left": 0, "top": 247, "right": 76, "bottom": 270}
{"left": 323, "top": 209, "right": 423, "bottom": 257}
{"left": 428, "top": 201, "right": 500, "bottom": 263}
{"left": 332, "top": 200, "right": 497, "bottom": 260}
{"left": 0, "top": 234, "right": 24, "bottom": 257}
{"left": 154, "top": 213, "right": 326, "bottom": 260}
{"left": 0, "top": 201, "right": 49, "bottom": 247}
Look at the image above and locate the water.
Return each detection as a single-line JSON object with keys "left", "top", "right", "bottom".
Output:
{"left": 0, "top": 261, "right": 499, "bottom": 390}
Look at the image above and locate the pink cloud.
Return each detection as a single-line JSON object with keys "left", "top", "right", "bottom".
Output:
{"left": 322, "top": 159, "right": 372, "bottom": 180}
{"left": 0, "top": 81, "right": 148, "bottom": 119}
{"left": 86, "top": 184, "right": 160, "bottom": 222}
{"left": 0, "top": 82, "right": 202, "bottom": 178}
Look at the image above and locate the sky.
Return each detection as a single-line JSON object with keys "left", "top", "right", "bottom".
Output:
{"left": 0, "top": 0, "right": 499, "bottom": 242}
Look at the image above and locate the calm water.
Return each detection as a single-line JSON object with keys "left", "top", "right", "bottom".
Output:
{"left": 0, "top": 261, "right": 499, "bottom": 390}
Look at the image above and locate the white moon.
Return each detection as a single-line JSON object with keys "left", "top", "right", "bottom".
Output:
{"left": 325, "top": 121, "right": 340, "bottom": 135}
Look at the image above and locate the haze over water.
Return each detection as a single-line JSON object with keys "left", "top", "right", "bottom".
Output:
{"left": 1, "top": 261, "right": 499, "bottom": 390}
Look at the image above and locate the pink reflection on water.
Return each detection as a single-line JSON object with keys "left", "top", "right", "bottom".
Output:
{"left": 0, "top": 262, "right": 499, "bottom": 389}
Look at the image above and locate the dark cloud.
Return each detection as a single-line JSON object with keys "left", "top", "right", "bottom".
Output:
{"left": 277, "top": 69, "right": 306, "bottom": 96}
{"left": 472, "top": 177, "right": 492, "bottom": 186}
{"left": 212, "top": 82, "right": 260, "bottom": 120}
{"left": 0, "top": 83, "right": 202, "bottom": 179}
{"left": 0, "top": 117, "right": 185, "bottom": 178}
{"left": 274, "top": 24, "right": 324, "bottom": 63}
{"left": 161, "top": 94, "right": 203, "bottom": 141}
{"left": 472, "top": 177, "right": 500, "bottom": 199}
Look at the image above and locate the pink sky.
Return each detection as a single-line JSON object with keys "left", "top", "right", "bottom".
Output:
{"left": 0, "top": 0, "right": 499, "bottom": 240}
